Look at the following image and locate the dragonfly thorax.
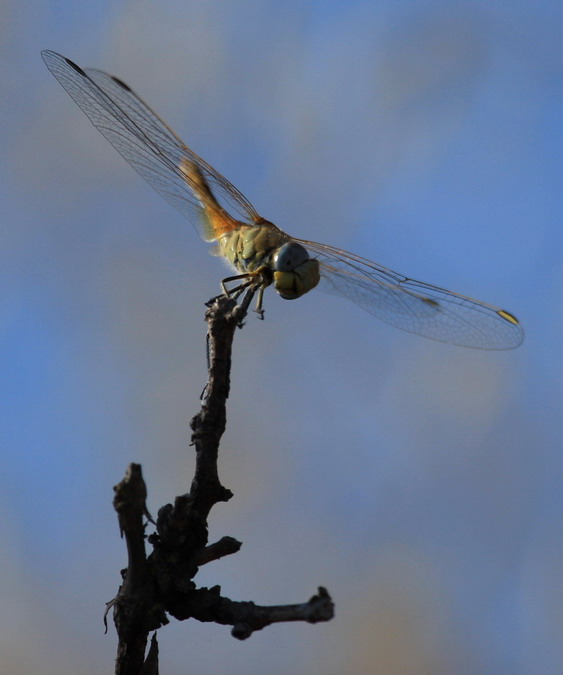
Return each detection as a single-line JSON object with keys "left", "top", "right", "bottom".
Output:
{"left": 218, "top": 223, "right": 320, "bottom": 300}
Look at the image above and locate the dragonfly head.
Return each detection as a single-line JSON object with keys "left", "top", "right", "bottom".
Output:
{"left": 272, "top": 242, "right": 320, "bottom": 299}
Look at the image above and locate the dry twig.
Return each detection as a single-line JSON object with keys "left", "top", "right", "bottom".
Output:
{"left": 110, "top": 294, "right": 334, "bottom": 674}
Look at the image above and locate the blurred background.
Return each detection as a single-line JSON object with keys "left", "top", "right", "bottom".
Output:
{"left": 2, "top": 1, "right": 562, "bottom": 673}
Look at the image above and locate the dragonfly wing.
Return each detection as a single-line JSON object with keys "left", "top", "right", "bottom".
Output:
{"left": 297, "top": 239, "right": 524, "bottom": 350}
{"left": 41, "top": 50, "right": 260, "bottom": 239}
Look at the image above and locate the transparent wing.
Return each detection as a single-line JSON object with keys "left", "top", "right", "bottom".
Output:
{"left": 297, "top": 239, "right": 523, "bottom": 350}
{"left": 41, "top": 50, "right": 261, "bottom": 240}
{"left": 42, "top": 52, "right": 523, "bottom": 350}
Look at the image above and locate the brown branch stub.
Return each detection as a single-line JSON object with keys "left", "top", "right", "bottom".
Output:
{"left": 113, "top": 464, "right": 148, "bottom": 537}
{"left": 191, "top": 536, "right": 242, "bottom": 566}
{"left": 232, "top": 586, "right": 335, "bottom": 640}
{"left": 166, "top": 585, "right": 334, "bottom": 640}
{"left": 112, "top": 464, "right": 168, "bottom": 675}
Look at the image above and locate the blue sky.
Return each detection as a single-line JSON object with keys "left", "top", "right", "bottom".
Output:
{"left": 2, "top": 1, "right": 563, "bottom": 673}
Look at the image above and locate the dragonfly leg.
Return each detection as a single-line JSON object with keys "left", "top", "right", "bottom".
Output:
{"left": 218, "top": 269, "right": 271, "bottom": 321}
{"left": 254, "top": 286, "right": 265, "bottom": 320}
{"left": 221, "top": 273, "right": 256, "bottom": 298}
{"left": 231, "top": 281, "right": 254, "bottom": 300}
{"left": 205, "top": 274, "right": 253, "bottom": 307}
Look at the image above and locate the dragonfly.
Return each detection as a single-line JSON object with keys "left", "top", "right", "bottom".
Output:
{"left": 41, "top": 50, "right": 523, "bottom": 350}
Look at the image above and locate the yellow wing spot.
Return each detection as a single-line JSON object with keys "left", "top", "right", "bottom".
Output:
{"left": 497, "top": 309, "right": 520, "bottom": 325}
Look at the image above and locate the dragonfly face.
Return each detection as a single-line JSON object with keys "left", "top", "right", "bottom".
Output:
{"left": 272, "top": 242, "right": 321, "bottom": 299}
{"left": 41, "top": 50, "right": 524, "bottom": 350}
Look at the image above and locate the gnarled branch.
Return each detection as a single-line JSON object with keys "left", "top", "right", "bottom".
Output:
{"left": 111, "top": 294, "right": 334, "bottom": 674}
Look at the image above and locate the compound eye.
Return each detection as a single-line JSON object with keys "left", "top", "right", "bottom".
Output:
{"left": 273, "top": 242, "right": 309, "bottom": 272}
